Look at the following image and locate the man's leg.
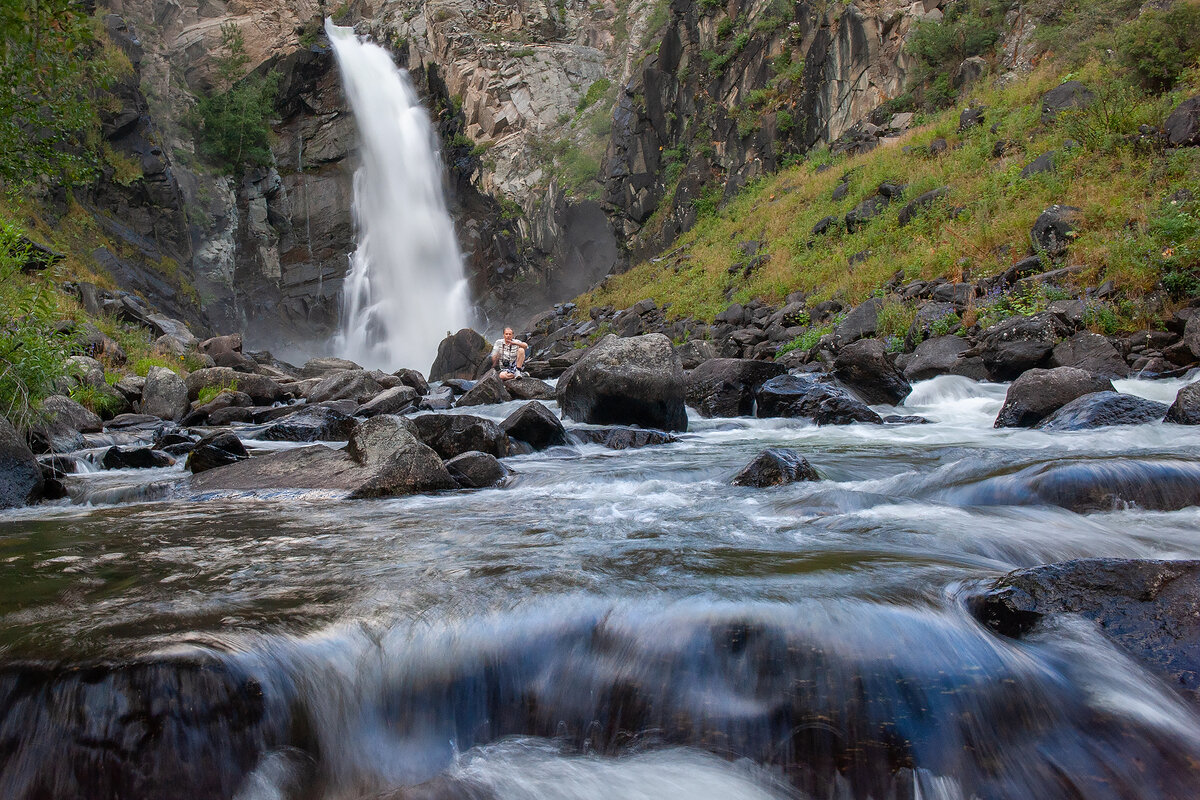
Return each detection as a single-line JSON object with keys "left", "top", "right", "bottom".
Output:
{"left": 516, "top": 348, "right": 525, "bottom": 369}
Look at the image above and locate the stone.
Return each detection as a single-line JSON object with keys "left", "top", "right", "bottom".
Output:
{"left": 1166, "top": 383, "right": 1200, "bottom": 425}
{"left": 182, "top": 390, "right": 254, "bottom": 426}
{"left": 685, "top": 359, "right": 786, "bottom": 418}
{"left": 978, "top": 312, "right": 1070, "bottom": 380}
{"left": 445, "top": 451, "right": 509, "bottom": 488}
{"left": 392, "top": 368, "right": 430, "bottom": 395}
{"left": 212, "top": 351, "right": 260, "bottom": 373}
{"left": 954, "top": 59, "right": 988, "bottom": 92}
{"left": 811, "top": 215, "right": 839, "bottom": 236}
{"left": 1041, "top": 81, "right": 1095, "bottom": 122}
{"left": 140, "top": 366, "right": 189, "bottom": 422}
{"left": 456, "top": 375, "right": 512, "bottom": 407}
{"left": 257, "top": 406, "right": 357, "bottom": 442}
{"left": 101, "top": 447, "right": 175, "bottom": 469}
{"left": 897, "top": 186, "right": 949, "bottom": 227}
{"left": 1183, "top": 314, "right": 1200, "bottom": 360}
{"left": 357, "top": 385, "right": 419, "bottom": 417}
{"left": 0, "top": 416, "right": 43, "bottom": 508}
{"left": 443, "top": 379, "right": 475, "bottom": 395}
{"left": 844, "top": 194, "right": 889, "bottom": 232}
{"left": 411, "top": 413, "right": 509, "bottom": 459}
{"left": 29, "top": 395, "right": 102, "bottom": 453}
{"left": 1164, "top": 96, "right": 1200, "bottom": 147}
{"left": 570, "top": 427, "right": 677, "bottom": 449}
{"left": 1031, "top": 205, "right": 1081, "bottom": 257}
{"left": 1019, "top": 151, "right": 1056, "bottom": 179}
{"left": 994, "top": 367, "right": 1115, "bottom": 428}
{"left": 501, "top": 401, "right": 567, "bottom": 450}
{"left": 503, "top": 377, "right": 554, "bottom": 401}
{"left": 904, "top": 336, "right": 988, "bottom": 381}
{"left": 834, "top": 298, "right": 883, "bottom": 344}
{"left": 556, "top": 334, "right": 687, "bottom": 432}
{"left": 833, "top": 339, "right": 912, "bottom": 405}
{"left": 185, "top": 368, "right": 288, "bottom": 405}
{"left": 198, "top": 334, "right": 242, "bottom": 357}
{"left": 104, "top": 413, "right": 168, "bottom": 431}
{"left": 419, "top": 387, "right": 455, "bottom": 411}
{"left": 1049, "top": 332, "right": 1129, "bottom": 378}
{"left": 755, "top": 374, "right": 883, "bottom": 425}
{"left": 1035, "top": 391, "right": 1168, "bottom": 431}
{"left": 186, "top": 431, "right": 249, "bottom": 474}
{"left": 731, "top": 448, "right": 820, "bottom": 487}
{"left": 430, "top": 329, "right": 492, "bottom": 382}
{"left": 113, "top": 375, "right": 145, "bottom": 403}
{"left": 929, "top": 137, "right": 948, "bottom": 155}
{"left": 306, "top": 370, "right": 385, "bottom": 405}
{"left": 299, "top": 358, "right": 362, "bottom": 379}
{"left": 906, "top": 302, "right": 959, "bottom": 347}
{"left": 675, "top": 340, "right": 719, "bottom": 370}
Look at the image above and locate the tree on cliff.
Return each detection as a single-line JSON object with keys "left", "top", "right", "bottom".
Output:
{"left": 193, "top": 23, "right": 279, "bottom": 171}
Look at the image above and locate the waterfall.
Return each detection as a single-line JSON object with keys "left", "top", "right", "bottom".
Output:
{"left": 326, "top": 20, "right": 471, "bottom": 374}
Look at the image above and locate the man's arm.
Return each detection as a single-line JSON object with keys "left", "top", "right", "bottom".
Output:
{"left": 490, "top": 341, "right": 501, "bottom": 365}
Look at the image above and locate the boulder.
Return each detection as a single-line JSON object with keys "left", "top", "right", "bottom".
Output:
{"left": 445, "top": 451, "right": 510, "bottom": 488}
{"left": 731, "top": 448, "right": 820, "bottom": 487}
{"left": 357, "top": 385, "right": 419, "bottom": 417}
{"left": 685, "top": 358, "right": 786, "bottom": 417}
{"left": 970, "top": 559, "right": 1200, "bottom": 704}
{"left": 140, "top": 366, "right": 189, "bottom": 422}
{"left": 344, "top": 414, "right": 420, "bottom": 465}
{"left": 503, "top": 377, "right": 555, "bottom": 401}
{"left": 1041, "top": 81, "right": 1095, "bottom": 122}
{"left": 844, "top": 195, "right": 889, "bottom": 232}
{"left": 306, "top": 370, "right": 384, "bottom": 405}
{"left": 903, "top": 336, "right": 988, "bottom": 382}
{"left": 79, "top": 322, "right": 125, "bottom": 364}
{"left": 29, "top": 395, "right": 102, "bottom": 453}
{"left": 755, "top": 375, "right": 883, "bottom": 425}
{"left": 411, "top": 413, "right": 509, "bottom": 459}
{"left": 1166, "top": 382, "right": 1200, "bottom": 424}
{"left": 211, "top": 351, "right": 260, "bottom": 373}
{"left": 64, "top": 355, "right": 106, "bottom": 389}
{"left": 1019, "top": 152, "right": 1056, "bottom": 179}
{"left": 1049, "top": 332, "right": 1129, "bottom": 378}
{"left": 104, "top": 413, "right": 168, "bottom": 431}
{"left": 392, "top": 368, "right": 430, "bottom": 395}
{"left": 418, "top": 387, "right": 455, "bottom": 411}
{"left": 198, "top": 334, "right": 242, "bottom": 357}
{"left": 186, "top": 431, "right": 249, "bottom": 474}
{"left": 113, "top": 375, "right": 145, "bottom": 404}
{"left": 257, "top": 406, "right": 357, "bottom": 442}
{"left": 101, "top": 447, "right": 175, "bottom": 470}
{"left": 501, "top": 401, "right": 567, "bottom": 450}
{"left": 153, "top": 432, "right": 195, "bottom": 456}
{"left": 834, "top": 298, "right": 882, "bottom": 344}
{"left": 1165, "top": 95, "right": 1200, "bottom": 147}
{"left": 456, "top": 375, "right": 512, "bottom": 407}
{"left": 1183, "top": 314, "right": 1200, "bottom": 360}
{"left": 181, "top": 390, "right": 254, "bottom": 426}
{"left": 833, "top": 339, "right": 912, "bottom": 405}
{"left": 570, "top": 427, "right": 677, "bottom": 450}
{"left": 1035, "top": 391, "right": 1168, "bottom": 431}
{"left": 0, "top": 416, "right": 43, "bottom": 508}
{"left": 994, "top": 367, "right": 1115, "bottom": 428}
{"left": 1031, "top": 205, "right": 1081, "bottom": 257}
{"left": 430, "top": 329, "right": 491, "bottom": 382}
{"left": 185, "top": 368, "right": 288, "bottom": 405}
{"left": 978, "top": 312, "right": 1070, "bottom": 380}
{"left": 675, "top": 339, "right": 719, "bottom": 370}
{"left": 299, "top": 357, "right": 362, "bottom": 378}
{"left": 442, "top": 379, "right": 475, "bottom": 395}
{"left": 556, "top": 334, "right": 687, "bottom": 432}
{"left": 897, "top": 186, "right": 949, "bottom": 227}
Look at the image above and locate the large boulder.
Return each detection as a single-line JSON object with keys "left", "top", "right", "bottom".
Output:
{"left": 977, "top": 312, "right": 1070, "bottom": 380}
{"left": 501, "top": 401, "right": 567, "bottom": 450}
{"left": 0, "top": 416, "right": 43, "bottom": 508}
{"left": 755, "top": 375, "right": 883, "bottom": 425}
{"left": 29, "top": 395, "right": 102, "bottom": 453}
{"left": 393, "top": 368, "right": 430, "bottom": 395}
{"left": 299, "top": 357, "right": 362, "bottom": 378}
{"left": 685, "top": 359, "right": 786, "bottom": 417}
{"left": 411, "top": 413, "right": 509, "bottom": 459}
{"left": 1183, "top": 314, "right": 1200, "bottom": 360}
{"left": 430, "top": 329, "right": 491, "bottom": 382}
{"left": 101, "top": 447, "right": 175, "bottom": 469}
{"left": 570, "top": 427, "right": 677, "bottom": 450}
{"left": 832, "top": 339, "right": 912, "bottom": 404}
{"left": 503, "top": 377, "right": 555, "bottom": 401}
{"left": 305, "top": 370, "right": 384, "bottom": 405}
{"left": 344, "top": 416, "right": 456, "bottom": 498}
{"left": 556, "top": 334, "right": 687, "bottom": 432}
{"left": 419, "top": 386, "right": 455, "bottom": 411}
{"left": 897, "top": 186, "right": 949, "bottom": 227}
{"left": 182, "top": 390, "right": 254, "bottom": 426}
{"left": 903, "top": 336, "right": 988, "bottom": 382}
{"left": 186, "top": 431, "right": 249, "bottom": 474}
{"left": 1031, "top": 205, "right": 1081, "bottom": 258}
{"left": 1035, "top": 391, "right": 1168, "bottom": 431}
{"left": 970, "top": 559, "right": 1200, "bottom": 704}
{"left": 994, "top": 367, "right": 1114, "bottom": 428}
{"left": 140, "top": 366, "right": 189, "bottom": 422}
{"left": 1166, "top": 382, "right": 1200, "bottom": 424}
{"left": 1165, "top": 95, "right": 1200, "bottom": 147}
{"left": 675, "top": 339, "right": 719, "bottom": 369}
{"left": 1049, "top": 332, "right": 1129, "bottom": 378}
{"left": 456, "top": 375, "right": 512, "bottom": 407}
{"left": 357, "top": 385, "right": 419, "bottom": 418}
{"left": 445, "top": 451, "right": 509, "bottom": 488}
{"left": 185, "top": 368, "right": 287, "bottom": 405}
{"left": 256, "top": 406, "right": 357, "bottom": 442}
{"left": 731, "top": 448, "right": 820, "bottom": 487}
{"left": 1041, "top": 80, "right": 1094, "bottom": 122}
{"left": 834, "top": 298, "right": 882, "bottom": 344}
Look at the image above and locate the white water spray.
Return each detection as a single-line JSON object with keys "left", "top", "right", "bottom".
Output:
{"left": 326, "top": 20, "right": 470, "bottom": 373}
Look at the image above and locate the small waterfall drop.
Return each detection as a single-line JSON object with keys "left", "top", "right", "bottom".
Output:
{"left": 326, "top": 20, "right": 470, "bottom": 373}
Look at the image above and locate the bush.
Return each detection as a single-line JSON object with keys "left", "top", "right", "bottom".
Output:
{"left": 1117, "top": 1, "right": 1200, "bottom": 92}
{"left": 876, "top": 299, "right": 918, "bottom": 340}
{"left": 193, "top": 23, "right": 279, "bottom": 171}
{"left": 576, "top": 78, "right": 612, "bottom": 112}
{"left": 68, "top": 383, "right": 123, "bottom": 415}
{"left": 906, "top": 0, "right": 1004, "bottom": 108}
{"left": 776, "top": 324, "right": 832, "bottom": 357}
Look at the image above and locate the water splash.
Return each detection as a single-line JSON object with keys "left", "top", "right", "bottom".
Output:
{"left": 326, "top": 20, "right": 470, "bottom": 374}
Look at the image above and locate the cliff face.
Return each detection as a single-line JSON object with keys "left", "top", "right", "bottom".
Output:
{"left": 87, "top": 0, "right": 989, "bottom": 348}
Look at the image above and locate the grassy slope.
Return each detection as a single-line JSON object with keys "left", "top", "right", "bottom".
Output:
{"left": 578, "top": 60, "right": 1200, "bottom": 328}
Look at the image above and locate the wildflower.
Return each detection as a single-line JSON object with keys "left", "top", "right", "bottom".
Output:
{"left": 1163, "top": 247, "right": 1175, "bottom": 258}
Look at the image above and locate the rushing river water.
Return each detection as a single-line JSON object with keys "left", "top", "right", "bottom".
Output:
{"left": 3, "top": 375, "right": 1200, "bottom": 799}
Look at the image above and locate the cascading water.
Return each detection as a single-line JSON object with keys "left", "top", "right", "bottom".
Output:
{"left": 326, "top": 20, "right": 470, "bottom": 373}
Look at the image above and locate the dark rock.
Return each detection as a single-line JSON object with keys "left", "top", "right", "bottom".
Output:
{"left": 182, "top": 390, "right": 255, "bottom": 425}
{"left": 685, "top": 359, "right": 786, "bottom": 418}
{"left": 299, "top": 357, "right": 362, "bottom": 378}
{"left": 755, "top": 374, "right": 883, "bottom": 425}
{"left": 306, "top": 370, "right": 384, "bottom": 405}
{"left": 1050, "top": 332, "right": 1130, "bottom": 378}
{"left": 1019, "top": 151, "right": 1056, "bottom": 179}
{"left": 844, "top": 195, "right": 889, "bottom": 232}
{"left": 411, "top": 414, "right": 509, "bottom": 459}
{"left": 1166, "top": 382, "right": 1200, "bottom": 424}
{"left": 1165, "top": 95, "right": 1200, "bottom": 147}
{"left": 445, "top": 451, "right": 509, "bottom": 488}
{"left": 205, "top": 407, "right": 255, "bottom": 425}
{"left": 457, "top": 375, "right": 512, "bottom": 407}
{"left": 1041, "top": 81, "right": 1095, "bottom": 122}
{"left": 569, "top": 427, "right": 677, "bottom": 449}
{"left": 833, "top": 339, "right": 912, "bottom": 405}
{"left": 1031, "top": 205, "right": 1081, "bottom": 257}
{"left": 556, "top": 334, "right": 687, "bottom": 432}
{"left": 140, "top": 366, "right": 189, "bottom": 422}
{"left": 904, "top": 336, "right": 988, "bottom": 382}
{"left": 906, "top": 302, "right": 958, "bottom": 347}
{"left": 883, "top": 415, "right": 931, "bottom": 424}
{"left": 393, "top": 368, "right": 430, "bottom": 395}
{"left": 101, "top": 447, "right": 175, "bottom": 470}
{"left": 831, "top": 182, "right": 850, "bottom": 201}
{"left": 344, "top": 414, "right": 419, "bottom": 464}
{"left": 834, "top": 298, "right": 883, "bottom": 344}
{"left": 419, "top": 387, "right": 455, "bottom": 411}
{"left": 185, "top": 368, "right": 288, "bottom": 405}
{"left": 198, "top": 334, "right": 242, "bottom": 357}
{"left": 212, "top": 351, "right": 260, "bottom": 373}
{"left": 929, "top": 137, "right": 948, "bottom": 155}
{"left": 731, "top": 448, "right": 820, "bottom": 487}
{"left": 992, "top": 139, "right": 1010, "bottom": 158}
{"left": 500, "top": 401, "right": 567, "bottom": 450}
{"left": 978, "top": 312, "right": 1070, "bottom": 380}
{"left": 811, "top": 215, "right": 839, "bottom": 236}
{"left": 1183, "top": 314, "right": 1200, "bottom": 359}
{"left": 430, "top": 329, "right": 491, "bottom": 382}
{"left": 1036, "top": 391, "right": 1168, "bottom": 431}
{"left": 675, "top": 339, "right": 719, "bottom": 370}
{"left": 994, "top": 367, "right": 1115, "bottom": 428}
{"left": 955, "top": 58, "right": 988, "bottom": 91}
{"left": 442, "top": 379, "right": 475, "bottom": 395}
{"left": 186, "top": 431, "right": 249, "bottom": 474}
{"left": 0, "top": 416, "right": 43, "bottom": 508}
{"left": 29, "top": 395, "right": 102, "bottom": 453}
{"left": 971, "top": 558, "right": 1200, "bottom": 704}
{"left": 104, "top": 413, "right": 168, "bottom": 431}
{"left": 357, "top": 385, "right": 419, "bottom": 417}
{"left": 503, "top": 377, "right": 554, "bottom": 401}
{"left": 897, "top": 187, "right": 949, "bottom": 227}
{"left": 257, "top": 406, "right": 357, "bottom": 442}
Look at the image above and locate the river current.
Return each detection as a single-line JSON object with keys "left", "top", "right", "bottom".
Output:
{"left": 3, "top": 375, "right": 1200, "bottom": 799}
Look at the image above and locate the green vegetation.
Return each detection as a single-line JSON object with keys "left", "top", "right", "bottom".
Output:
{"left": 777, "top": 325, "right": 832, "bottom": 356}
{"left": 1116, "top": 0, "right": 1200, "bottom": 92}
{"left": 196, "top": 380, "right": 238, "bottom": 405}
{"left": 193, "top": 23, "right": 279, "bottom": 172}
{"left": 577, "top": 78, "right": 613, "bottom": 112}
{"left": 905, "top": 0, "right": 1004, "bottom": 109}
{"left": 68, "top": 383, "right": 122, "bottom": 415}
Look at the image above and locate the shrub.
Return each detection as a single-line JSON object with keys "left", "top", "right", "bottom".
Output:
{"left": 196, "top": 380, "right": 238, "bottom": 405}
{"left": 68, "top": 384, "right": 122, "bottom": 415}
{"left": 876, "top": 299, "right": 918, "bottom": 340}
{"left": 1117, "top": 1, "right": 1200, "bottom": 93}
{"left": 776, "top": 324, "right": 832, "bottom": 357}
{"left": 193, "top": 23, "right": 279, "bottom": 171}
{"left": 576, "top": 78, "right": 612, "bottom": 111}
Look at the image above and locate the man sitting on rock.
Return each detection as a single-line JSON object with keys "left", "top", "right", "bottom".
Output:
{"left": 491, "top": 327, "right": 529, "bottom": 380}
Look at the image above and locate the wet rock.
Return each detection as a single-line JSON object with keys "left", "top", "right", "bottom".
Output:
{"left": 0, "top": 416, "right": 43, "bottom": 508}
{"left": 186, "top": 431, "right": 249, "bottom": 474}
{"left": 1035, "top": 391, "right": 1168, "bottom": 431}
{"left": 257, "top": 406, "right": 357, "bottom": 442}
{"left": 182, "top": 390, "right": 254, "bottom": 426}
{"left": 1165, "top": 95, "right": 1200, "bottom": 147}
{"left": 345, "top": 417, "right": 456, "bottom": 498}
{"left": 1182, "top": 314, "right": 1200, "bottom": 360}
{"left": 995, "top": 367, "right": 1115, "bottom": 427}
{"left": 430, "top": 329, "right": 491, "bottom": 382}
{"left": 755, "top": 374, "right": 883, "bottom": 425}
{"left": 685, "top": 358, "right": 786, "bottom": 418}
{"left": 675, "top": 339, "right": 719, "bottom": 370}
{"left": 897, "top": 187, "right": 949, "bottom": 227}
{"left": 419, "top": 386, "right": 455, "bottom": 411}
{"left": 1166, "top": 382, "right": 1200, "bottom": 424}
{"left": 357, "top": 385, "right": 419, "bottom": 417}
{"left": 834, "top": 298, "right": 883, "bottom": 344}
{"left": 140, "top": 366, "right": 189, "bottom": 422}
{"left": 1031, "top": 205, "right": 1081, "bottom": 258}
{"left": 443, "top": 379, "right": 475, "bottom": 395}
{"left": 411, "top": 414, "right": 509, "bottom": 459}
{"left": 501, "top": 401, "right": 567, "bottom": 450}
{"left": 1049, "top": 332, "right": 1129, "bottom": 378}
{"left": 1041, "top": 81, "right": 1095, "bottom": 122}
{"left": 503, "top": 377, "right": 555, "bottom": 401}
{"left": 306, "top": 370, "right": 384, "bottom": 405}
{"left": 904, "top": 336, "right": 988, "bottom": 382}
{"left": 104, "top": 413, "right": 168, "bottom": 431}
{"left": 978, "top": 312, "right": 1070, "bottom": 380}
{"left": 569, "top": 427, "right": 677, "bottom": 449}
{"left": 393, "top": 368, "right": 430, "bottom": 395}
{"left": 29, "top": 395, "right": 102, "bottom": 453}
{"left": 556, "top": 334, "right": 687, "bottom": 432}
{"left": 457, "top": 375, "right": 512, "bottom": 407}
{"left": 101, "top": 446, "right": 175, "bottom": 469}
{"left": 884, "top": 414, "right": 931, "bottom": 424}
{"left": 299, "top": 357, "right": 362, "bottom": 378}
{"left": 971, "top": 558, "right": 1200, "bottom": 704}
{"left": 731, "top": 448, "right": 820, "bottom": 487}
{"left": 185, "top": 368, "right": 288, "bottom": 405}
{"left": 833, "top": 339, "right": 912, "bottom": 405}
{"left": 445, "top": 451, "right": 509, "bottom": 488}
{"left": 205, "top": 407, "right": 255, "bottom": 426}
